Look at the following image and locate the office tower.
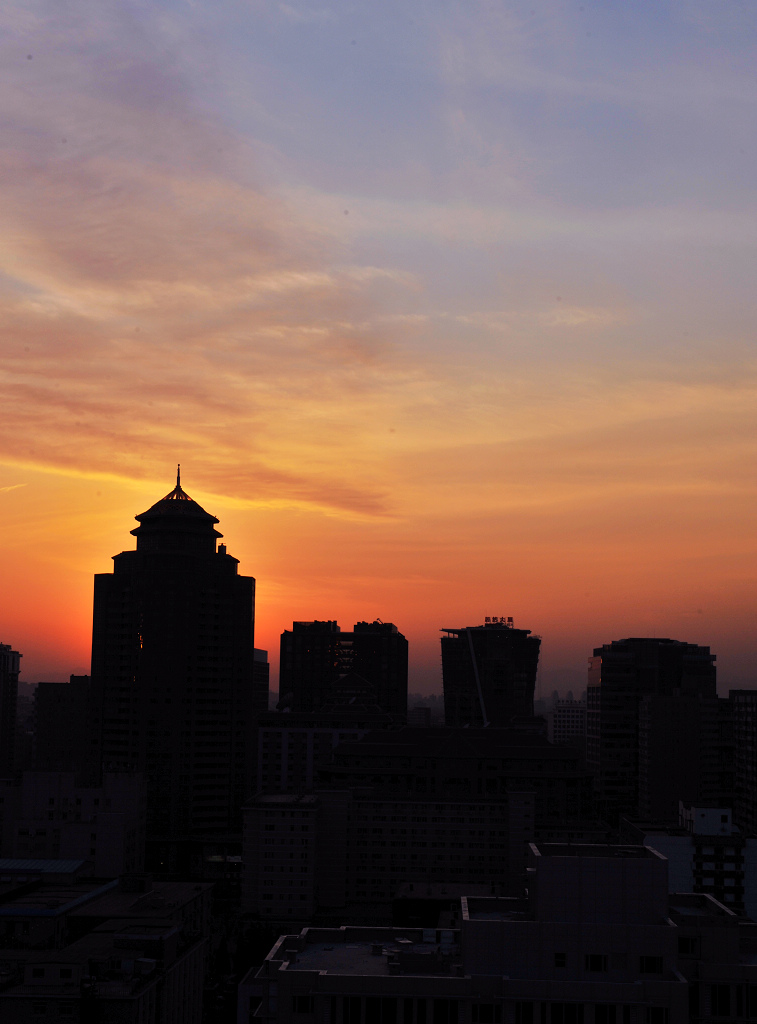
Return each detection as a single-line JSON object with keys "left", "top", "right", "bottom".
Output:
{"left": 732, "top": 689, "right": 757, "bottom": 835}
{"left": 441, "top": 619, "right": 540, "bottom": 727}
{"left": 34, "top": 675, "right": 96, "bottom": 777}
{"left": 637, "top": 695, "right": 733, "bottom": 823}
{"left": 278, "top": 620, "right": 408, "bottom": 719}
{"left": 90, "top": 470, "right": 262, "bottom": 854}
{"left": 0, "top": 642, "right": 21, "bottom": 778}
{"left": 587, "top": 637, "right": 717, "bottom": 823}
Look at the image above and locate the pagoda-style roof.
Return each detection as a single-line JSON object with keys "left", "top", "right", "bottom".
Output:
{"left": 134, "top": 466, "right": 220, "bottom": 526}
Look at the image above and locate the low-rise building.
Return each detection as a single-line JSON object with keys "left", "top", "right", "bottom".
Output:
{"left": 243, "top": 843, "right": 753, "bottom": 1024}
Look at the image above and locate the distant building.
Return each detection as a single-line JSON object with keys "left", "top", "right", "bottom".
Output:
{"left": 34, "top": 675, "right": 96, "bottom": 778}
{"left": 731, "top": 690, "right": 757, "bottom": 836}
{"left": 279, "top": 620, "right": 408, "bottom": 719}
{"left": 587, "top": 637, "right": 717, "bottom": 822}
{"left": 441, "top": 619, "right": 540, "bottom": 727}
{"left": 256, "top": 707, "right": 393, "bottom": 794}
{"left": 0, "top": 642, "right": 21, "bottom": 778}
{"left": 243, "top": 729, "right": 596, "bottom": 924}
{"left": 407, "top": 705, "right": 432, "bottom": 728}
{"left": 637, "top": 695, "right": 734, "bottom": 822}
{"left": 90, "top": 471, "right": 263, "bottom": 864}
{"left": 0, "top": 771, "right": 146, "bottom": 876}
{"left": 621, "top": 802, "right": 757, "bottom": 920}
{"left": 548, "top": 699, "right": 586, "bottom": 750}
{"left": 242, "top": 843, "right": 749, "bottom": 1024}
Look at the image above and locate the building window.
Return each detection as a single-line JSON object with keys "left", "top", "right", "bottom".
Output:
{"left": 554, "top": 953, "right": 567, "bottom": 968}
{"left": 585, "top": 955, "right": 608, "bottom": 973}
{"left": 646, "top": 1011, "right": 668, "bottom": 1024}
{"left": 711, "top": 986, "right": 731, "bottom": 1017}
{"left": 293, "top": 996, "right": 315, "bottom": 1013}
{"left": 550, "top": 1005, "right": 584, "bottom": 1024}
{"left": 678, "top": 937, "right": 699, "bottom": 957}
{"left": 472, "top": 1006, "right": 502, "bottom": 1024}
{"left": 345, "top": 997, "right": 363, "bottom": 1024}
{"left": 433, "top": 1001, "right": 458, "bottom": 1024}
{"left": 639, "top": 957, "right": 663, "bottom": 975}
{"left": 367, "top": 999, "right": 398, "bottom": 1024}
{"left": 595, "top": 1007, "right": 615, "bottom": 1024}
{"left": 32, "top": 968, "right": 45, "bottom": 978}
{"left": 515, "top": 1006, "right": 533, "bottom": 1024}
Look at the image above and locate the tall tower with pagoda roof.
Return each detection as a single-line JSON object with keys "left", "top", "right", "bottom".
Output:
{"left": 90, "top": 469, "right": 263, "bottom": 865}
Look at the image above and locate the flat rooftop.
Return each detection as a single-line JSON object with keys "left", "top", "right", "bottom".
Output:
{"left": 532, "top": 843, "right": 659, "bottom": 859}
{"left": 0, "top": 880, "right": 117, "bottom": 917}
{"left": 462, "top": 897, "right": 528, "bottom": 922}
{"left": 68, "top": 881, "right": 211, "bottom": 918}
{"left": 268, "top": 929, "right": 459, "bottom": 977}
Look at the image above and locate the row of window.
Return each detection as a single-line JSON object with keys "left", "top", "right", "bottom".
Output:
{"left": 290, "top": 998, "right": 668, "bottom": 1024}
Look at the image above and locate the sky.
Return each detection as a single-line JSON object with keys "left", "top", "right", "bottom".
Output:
{"left": 1, "top": 0, "right": 757, "bottom": 695}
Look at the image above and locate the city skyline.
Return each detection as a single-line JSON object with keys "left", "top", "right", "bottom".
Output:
{"left": 2, "top": 2, "right": 757, "bottom": 693}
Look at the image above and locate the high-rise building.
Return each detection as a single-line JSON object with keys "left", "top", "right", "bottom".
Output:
{"left": 441, "top": 619, "right": 540, "bottom": 727}
{"left": 34, "top": 675, "right": 96, "bottom": 778}
{"left": 731, "top": 689, "right": 757, "bottom": 835}
{"left": 587, "top": 637, "right": 717, "bottom": 823}
{"left": 0, "top": 642, "right": 21, "bottom": 779}
{"left": 278, "top": 620, "right": 408, "bottom": 719}
{"left": 637, "top": 695, "right": 733, "bottom": 822}
{"left": 90, "top": 470, "right": 263, "bottom": 852}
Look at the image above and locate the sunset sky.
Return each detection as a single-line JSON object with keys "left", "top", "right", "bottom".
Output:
{"left": 2, "top": 0, "right": 757, "bottom": 694}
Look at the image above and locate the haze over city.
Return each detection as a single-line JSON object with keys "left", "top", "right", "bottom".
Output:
{"left": 2, "top": 1, "right": 756, "bottom": 693}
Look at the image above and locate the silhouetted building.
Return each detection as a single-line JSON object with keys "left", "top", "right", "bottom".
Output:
{"left": 548, "top": 698, "right": 587, "bottom": 751}
{"left": 0, "top": 771, "right": 146, "bottom": 875}
{"left": 441, "top": 619, "right": 540, "bottom": 727}
{"left": 243, "top": 844, "right": 753, "bottom": 1024}
{"left": 34, "top": 675, "right": 96, "bottom": 777}
{"left": 90, "top": 470, "right": 262, "bottom": 858}
{"left": 638, "top": 695, "right": 733, "bottom": 822}
{"left": 256, "top": 706, "right": 393, "bottom": 794}
{"left": 0, "top": 642, "right": 20, "bottom": 778}
{"left": 0, "top": 870, "right": 211, "bottom": 1022}
{"left": 243, "top": 729, "right": 596, "bottom": 922}
{"left": 587, "top": 637, "right": 716, "bottom": 823}
{"left": 732, "top": 689, "right": 757, "bottom": 836}
{"left": 279, "top": 620, "right": 408, "bottom": 719}
{"left": 622, "top": 803, "right": 757, "bottom": 919}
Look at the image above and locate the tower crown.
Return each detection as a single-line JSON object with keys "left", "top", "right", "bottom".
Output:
{"left": 131, "top": 467, "right": 222, "bottom": 551}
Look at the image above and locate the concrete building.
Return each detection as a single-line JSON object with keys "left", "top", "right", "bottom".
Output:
{"left": 637, "top": 695, "right": 733, "bottom": 823}
{"left": 731, "top": 690, "right": 757, "bottom": 836}
{"left": 548, "top": 700, "right": 587, "bottom": 750}
{"left": 0, "top": 642, "right": 21, "bottom": 779}
{"left": 90, "top": 470, "right": 264, "bottom": 866}
{"left": 256, "top": 707, "right": 393, "bottom": 794}
{"left": 0, "top": 771, "right": 146, "bottom": 876}
{"left": 621, "top": 803, "right": 757, "bottom": 920}
{"left": 243, "top": 731, "right": 597, "bottom": 925}
{"left": 587, "top": 638, "right": 717, "bottom": 823}
{"left": 279, "top": 620, "right": 408, "bottom": 720}
{"left": 34, "top": 675, "right": 98, "bottom": 778}
{"left": 441, "top": 620, "right": 540, "bottom": 728}
{"left": 241, "top": 843, "right": 747, "bottom": 1024}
